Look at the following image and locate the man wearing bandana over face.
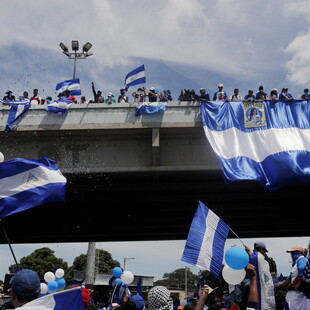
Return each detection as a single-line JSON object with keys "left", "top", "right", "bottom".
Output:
{"left": 276, "top": 245, "right": 308, "bottom": 310}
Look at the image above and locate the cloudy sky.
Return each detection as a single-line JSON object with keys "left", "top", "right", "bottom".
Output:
{"left": 0, "top": 0, "right": 310, "bottom": 284}
{"left": 1, "top": 0, "right": 310, "bottom": 100}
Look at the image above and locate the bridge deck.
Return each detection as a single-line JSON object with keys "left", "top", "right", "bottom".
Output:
{"left": 0, "top": 102, "right": 307, "bottom": 243}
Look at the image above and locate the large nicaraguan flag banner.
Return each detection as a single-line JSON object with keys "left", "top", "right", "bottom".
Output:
{"left": 200, "top": 100, "right": 310, "bottom": 190}
{"left": 5, "top": 100, "right": 31, "bottom": 132}
{"left": 181, "top": 201, "right": 230, "bottom": 278}
{"left": 135, "top": 102, "right": 167, "bottom": 116}
{"left": 55, "top": 78, "right": 81, "bottom": 96}
{"left": 0, "top": 157, "right": 66, "bottom": 218}
{"left": 45, "top": 96, "right": 73, "bottom": 115}
{"left": 17, "top": 286, "right": 84, "bottom": 310}
{"left": 124, "top": 65, "right": 146, "bottom": 91}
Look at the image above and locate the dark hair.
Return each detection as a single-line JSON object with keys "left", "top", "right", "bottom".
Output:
{"left": 15, "top": 292, "right": 39, "bottom": 304}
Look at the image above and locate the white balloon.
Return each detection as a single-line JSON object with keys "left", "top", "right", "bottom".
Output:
{"left": 0, "top": 152, "right": 4, "bottom": 163}
{"left": 180, "top": 298, "right": 187, "bottom": 306}
{"left": 55, "top": 268, "right": 65, "bottom": 278}
{"left": 222, "top": 264, "right": 246, "bottom": 285}
{"left": 40, "top": 282, "right": 48, "bottom": 294}
{"left": 44, "top": 271, "right": 55, "bottom": 283}
{"left": 121, "top": 270, "right": 134, "bottom": 284}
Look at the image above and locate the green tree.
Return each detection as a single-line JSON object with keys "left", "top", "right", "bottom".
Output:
{"left": 67, "top": 249, "right": 120, "bottom": 278}
{"left": 154, "top": 268, "right": 199, "bottom": 291}
{"left": 9, "top": 247, "right": 69, "bottom": 281}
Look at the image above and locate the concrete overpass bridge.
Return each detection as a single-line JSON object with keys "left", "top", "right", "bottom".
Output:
{"left": 0, "top": 101, "right": 308, "bottom": 244}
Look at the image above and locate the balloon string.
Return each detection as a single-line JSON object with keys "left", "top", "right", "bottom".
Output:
{"left": 229, "top": 227, "right": 245, "bottom": 247}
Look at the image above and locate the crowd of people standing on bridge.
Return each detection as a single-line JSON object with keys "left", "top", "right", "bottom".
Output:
{"left": 2, "top": 83, "right": 310, "bottom": 106}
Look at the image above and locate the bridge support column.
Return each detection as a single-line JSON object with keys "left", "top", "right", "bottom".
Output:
{"left": 152, "top": 128, "right": 160, "bottom": 166}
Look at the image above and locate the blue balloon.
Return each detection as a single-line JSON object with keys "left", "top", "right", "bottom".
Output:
{"left": 56, "top": 277, "right": 66, "bottom": 289}
{"left": 115, "top": 278, "right": 123, "bottom": 285}
{"left": 225, "top": 246, "right": 249, "bottom": 270}
{"left": 47, "top": 280, "right": 58, "bottom": 292}
{"left": 112, "top": 267, "right": 123, "bottom": 278}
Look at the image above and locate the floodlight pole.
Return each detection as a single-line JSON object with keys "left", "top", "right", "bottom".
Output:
{"left": 73, "top": 51, "right": 77, "bottom": 79}
{"left": 59, "top": 41, "right": 93, "bottom": 80}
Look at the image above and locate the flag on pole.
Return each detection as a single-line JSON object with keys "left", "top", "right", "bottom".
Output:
{"left": 124, "top": 65, "right": 146, "bottom": 91}
{"left": 200, "top": 100, "right": 310, "bottom": 190}
{"left": 0, "top": 157, "right": 66, "bottom": 218}
{"left": 45, "top": 96, "right": 73, "bottom": 115}
{"left": 5, "top": 101, "right": 30, "bottom": 132}
{"left": 18, "top": 286, "right": 84, "bottom": 310}
{"left": 55, "top": 78, "right": 81, "bottom": 96}
{"left": 181, "top": 201, "right": 230, "bottom": 278}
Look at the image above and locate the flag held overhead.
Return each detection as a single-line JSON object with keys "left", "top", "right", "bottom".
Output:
{"left": 56, "top": 78, "right": 81, "bottom": 96}
{"left": 181, "top": 201, "right": 230, "bottom": 278}
{"left": 125, "top": 65, "right": 146, "bottom": 91}
{"left": 0, "top": 157, "right": 66, "bottom": 218}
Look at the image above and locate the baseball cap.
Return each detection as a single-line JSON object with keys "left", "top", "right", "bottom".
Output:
{"left": 218, "top": 83, "right": 224, "bottom": 88}
{"left": 10, "top": 269, "right": 40, "bottom": 296}
{"left": 150, "top": 87, "right": 155, "bottom": 90}
{"left": 131, "top": 295, "right": 145, "bottom": 310}
{"left": 254, "top": 241, "right": 268, "bottom": 252}
{"left": 286, "top": 245, "right": 306, "bottom": 255}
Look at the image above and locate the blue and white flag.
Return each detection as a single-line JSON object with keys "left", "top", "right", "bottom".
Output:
{"left": 5, "top": 101, "right": 31, "bottom": 132}
{"left": 55, "top": 78, "right": 81, "bottom": 96}
{"left": 181, "top": 201, "right": 230, "bottom": 278}
{"left": 45, "top": 96, "right": 73, "bottom": 115}
{"left": 200, "top": 100, "right": 310, "bottom": 190}
{"left": 135, "top": 102, "right": 166, "bottom": 116}
{"left": 18, "top": 286, "right": 84, "bottom": 310}
{"left": 0, "top": 157, "right": 66, "bottom": 218}
{"left": 125, "top": 65, "right": 146, "bottom": 91}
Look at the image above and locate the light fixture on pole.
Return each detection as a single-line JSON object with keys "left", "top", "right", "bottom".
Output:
{"left": 123, "top": 257, "right": 135, "bottom": 270}
{"left": 59, "top": 40, "right": 93, "bottom": 79}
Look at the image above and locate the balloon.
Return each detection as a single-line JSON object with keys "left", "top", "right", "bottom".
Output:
{"left": 115, "top": 278, "right": 123, "bottom": 286}
{"left": 0, "top": 152, "right": 4, "bottom": 163}
{"left": 121, "top": 270, "right": 134, "bottom": 284}
{"left": 180, "top": 298, "right": 187, "bottom": 306}
{"left": 225, "top": 246, "right": 249, "bottom": 270}
{"left": 55, "top": 268, "right": 65, "bottom": 278}
{"left": 47, "top": 280, "right": 58, "bottom": 292}
{"left": 112, "top": 267, "right": 123, "bottom": 278}
{"left": 56, "top": 277, "right": 66, "bottom": 289}
{"left": 222, "top": 264, "right": 246, "bottom": 285}
{"left": 44, "top": 271, "right": 55, "bottom": 283}
{"left": 40, "top": 283, "right": 48, "bottom": 294}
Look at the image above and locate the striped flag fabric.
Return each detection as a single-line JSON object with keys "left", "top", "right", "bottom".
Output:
{"left": 5, "top": 100, "right": 30, "bottom": 132}
{"left": 0, "top": 157, "right": 66, "bottom": 218}
{"left": 55, "top": 78, "right": 81, "bottom": 96}
{"left": 45, "top": 96, "right": 73, "bottom": 115}
{"left": 200, "top": 100, "right": 310, "bottom": 190}
{"left": 181, "top": 201, "right": 230, "bottom": 277}
{"left": 124, "top": 65, "right": 146, "bottom": 91}
{"left": 18, "top": 286, "right": 84, "bottom": 310}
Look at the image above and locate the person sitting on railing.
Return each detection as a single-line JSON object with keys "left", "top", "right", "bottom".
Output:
{"left": 229, "top": 88, "right": 243, "bottom": 101}
{"left": 159, "top": 89, "right": 172, "bottom": 102}
{"left": 91, "top": 81, "right": 104, "bottom": 103}
{"left": 118, "top": 89, "right": 129, "bottom": 103}
{"left": 197, "top": 88, "right": 210, "bottom": 102}
{"left": 255, "top": 85, "right": 268, "bottom": 100}
{"left": 3, "top": 89, "right": 16, "bottom": 103}
{"left": 148, "top": 87, "right": 159, "bottom": 102}
{"left": 105, "top": 92, "right": 117, "bottom": 104}
{"left": 269, "top": 88, "right": 279, "bottom": 101}
{"left": 244, "top": 89, "right": 256, "bottom": 101}
{"left": 132, "top": 87, "right": 146, "bottom": 103}
{"left": 301, "top": 88, "right": 310, "bottom": 100}
{"left": 279, "top": 88, "right": 294, "bottom": 102}
{"left": 213, "top": 84, "right": 228, "bottom": 101}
